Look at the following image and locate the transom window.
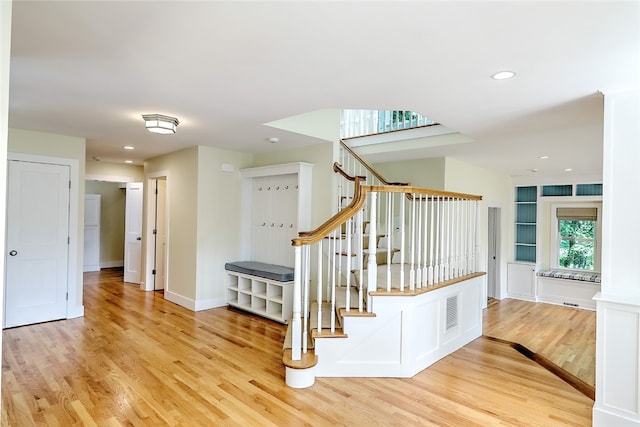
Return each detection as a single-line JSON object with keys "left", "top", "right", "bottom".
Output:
{"left": 553, "top": 205, "right": 600, "bottom": 271}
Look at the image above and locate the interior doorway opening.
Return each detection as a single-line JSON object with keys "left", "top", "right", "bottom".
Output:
{"left": 144, "top": 173, "right": 169, "bottom": 292}
{"left": 487, "top": 207, "right": 501, "bottom": 300}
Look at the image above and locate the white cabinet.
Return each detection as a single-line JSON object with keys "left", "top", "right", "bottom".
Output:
{"left": 239, "top": 162, "right": 313, "bottom": 267}
{"left": 227, "top": 271, "right": 293, "bottom": 323}
{"left": 507, "top": 262, "right": 536, "bottom": 301}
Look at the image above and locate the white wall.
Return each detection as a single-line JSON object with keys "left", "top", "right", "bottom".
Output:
{"left": 194, "top": 145, "right": 253, "bottom": 307}
{"left": 373, "top": 157, "right": 446, "bottom": 189}
{"left": 144, "top": 145, "right": 253, "bottom": 310}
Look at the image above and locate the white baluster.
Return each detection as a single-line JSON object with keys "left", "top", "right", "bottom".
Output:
{"left": 428, "top": 195, "right": 434, "bottom": 286}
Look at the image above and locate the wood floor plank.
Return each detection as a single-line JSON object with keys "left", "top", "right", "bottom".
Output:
{"left": 2, "top": 269, "right": 593, "bottom": 426}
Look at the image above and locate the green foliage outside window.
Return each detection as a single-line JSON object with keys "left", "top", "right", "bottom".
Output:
{"left": 559, "top": 220, "right": 595, "bottom": 270}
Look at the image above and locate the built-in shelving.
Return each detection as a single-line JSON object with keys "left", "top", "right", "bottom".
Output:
{"left": 226, "top": 271, "right": 293, "bottom": 324}
{"left": 515, "top": 186, "right": 537, "bottom": 263}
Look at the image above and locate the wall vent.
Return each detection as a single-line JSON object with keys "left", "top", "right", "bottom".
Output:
{"left": 446, "top": 295, "right": 458, "bottom": 330}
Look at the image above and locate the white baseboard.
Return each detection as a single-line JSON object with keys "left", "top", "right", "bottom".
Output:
{"left": 67, "top": 304, "right": 84, "bottom": 319}
{"left": 83, "top": 265, "right": 100, "bottom": 272}
{"left": 164, "top": 290, "right": 226, "bottom": 312}
{"left": 593, "top": 405, "right": 640, "bottom": 426}
{"left": 100, "top": 260, "right": 124, "bottom": 269}
{"left": 195, "top": 297, "right": 226, "bottom": 312}
{"left": 164, "top": 290, "right": 196, "bottom": 311}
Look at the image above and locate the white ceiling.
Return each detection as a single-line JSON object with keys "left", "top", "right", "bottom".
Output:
{"left": 8, "top": 1, "right": 640, "bottom": 178}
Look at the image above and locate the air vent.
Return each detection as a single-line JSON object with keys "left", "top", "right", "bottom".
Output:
{"left": 446, "top": 296, "right": 458, "bottom": 330}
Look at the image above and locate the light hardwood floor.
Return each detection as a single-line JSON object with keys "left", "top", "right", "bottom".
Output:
{"left": 483, "top": 297, "right": 596, "bottom": 388}
{"left": 2, "top": 269, "right": 594, "bottom": 426}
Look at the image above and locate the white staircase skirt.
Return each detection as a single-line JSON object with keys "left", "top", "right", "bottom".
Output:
{"left": 285, "top": 274, "right": 484, "bottom": 385}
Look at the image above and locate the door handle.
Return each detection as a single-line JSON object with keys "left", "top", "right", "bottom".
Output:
{"left": 136, "top": 237, "right": 142, "bottom": 241}
{"left": 9, "top": 250, "right": 17, "bottom": 256}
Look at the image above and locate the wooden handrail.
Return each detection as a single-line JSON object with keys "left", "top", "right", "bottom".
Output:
{"left": 339, "top": 139, "right": 410, "bottom": 186}
{"left": 333, "top": 162, "right": 357, "bottom": 182}
{"left": 294, "top": 177, "right": 367, "bottom": 245}
{"left": 293, "top": 181, "right": 482, "bottom": 247}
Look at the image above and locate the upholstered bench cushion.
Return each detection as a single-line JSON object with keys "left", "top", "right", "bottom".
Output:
{"left": 536, "top": 269, "right": 601, "bottom": 283}
{"left": 225, "top": 261, "right": 295, "bottom": 282}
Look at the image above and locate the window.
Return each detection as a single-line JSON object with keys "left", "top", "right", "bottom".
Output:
{"left": 553, "top": 205, "right": 600, "bottom": 271}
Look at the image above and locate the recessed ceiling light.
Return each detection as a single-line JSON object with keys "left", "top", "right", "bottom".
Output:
{"left": 123, "top": 145, "right": 134, "bottom": 150}
{"left": 530, "top": 168, "right": 539, "bottom": 173}
{"left": 564, "top": 168, "right": 573, "bottom": 172}
{"left": 491, "top": 70, "right": 516, "bottom": 80}
{"left": 125, "top": 160, "right": 133, "bottom": 164}
{"left": 539, "top": 155, "right": 549, "bottom": 160}
{"left": 268, "top": 137, "right": 280, "bottom": 143}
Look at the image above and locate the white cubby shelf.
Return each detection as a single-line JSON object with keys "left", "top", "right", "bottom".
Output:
{"left": 226, "top": 270, "right": 293, "bottom": 324}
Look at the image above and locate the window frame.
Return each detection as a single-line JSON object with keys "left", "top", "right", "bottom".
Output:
{"left": 550, "top": 202, "right": 602, "bottom": 272}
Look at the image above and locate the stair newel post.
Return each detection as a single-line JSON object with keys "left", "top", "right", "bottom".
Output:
{"left": 409, "top": 193, "right": 416, "bottom": 291}
{"left": 356, "top": 208, "right": 364, "bottom": 312}
{"left": 466, "top": 199, "right": 472, "bottom": 274}
{"left": 428, "top": 194, "right": 434, "bottom": 286}
{"left": 330, "top": 229, "right": 337, "bottom": 333}
{"left": 473, "top": 199, "right": 480, "bottom": 273}
{"left": 386, "top": 192, "right": 392, "bottom": 292}
{"left": 444, "top": 196, "right": 451, "bottom": 281}
{"left": 303, "top": 245, "right": 311, "bottom": 354}
{"left": 422, "top": 195, "right": 429, "bottom": 287}
{"left": 416, "top": 194, "right": 423, "bottom": 289}
{"left": 292, "top": 245, "right": 303, "bottom": 360}
{"left": 337, "top": 216, "right": 343, "bottom": 288}
{"left": 367, "top": 191, "right": 379, "bottom": 300}
{"left": 345, "top": 215, "right": 352, "bottom": 311}
{"left": 399, "top": 193, "right": 406, "bottom": 292}
{"left": 453, "top": 197, "right": 459, "bottom": 279}
{"left": 434, "top": 195, "right": 440, "bottom": 284}
{"left": 317, "top": 239, "right": 323, "bottom": 335}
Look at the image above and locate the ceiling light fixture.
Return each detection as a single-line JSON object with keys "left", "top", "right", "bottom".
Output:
{"left": 268, "top": 137, "right": 280, "bottom": 143}
{"left": 539, "top": 155, "right": 549, "bottom": 159}
{"left": 564, "top": 168, "right": 573, "bottom": 172}
{"left": 125, "top": 160, "right": 133, "bottom": 164}
{"left": 123, "top": 145, "right": 135, "bottom": 150}
{"left": 142, "top": 114, "right": 179, "bottom": 134}
{"left": 491, "top": 70, "right": 516, "bottom": 80}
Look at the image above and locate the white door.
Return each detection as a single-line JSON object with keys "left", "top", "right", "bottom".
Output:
{"left": 5, "top": 160, "right": 70, "bottom": 328}
{"left": 124, "top": 182, "right": 143, "bottom": 284}
{"left": 83, "top": 194, "right": 101, "bottom": 272}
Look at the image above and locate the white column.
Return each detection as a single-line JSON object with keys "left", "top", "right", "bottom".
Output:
{"left": 593, "top": 89, "right": 640, "bottom": 427}
{"left": 291, "top": 246, "right": 302, "bottom": 360}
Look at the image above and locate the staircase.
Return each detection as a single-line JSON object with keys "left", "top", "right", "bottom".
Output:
{"left": 283, "top": 139, "right": 485, "bottom": 388}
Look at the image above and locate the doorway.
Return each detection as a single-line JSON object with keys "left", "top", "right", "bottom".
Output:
{"left": 487, "top": 207, "right": 501, "bottom": 300}
{"left": 144, "top": 174, "right": 168, "bottom": 292}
